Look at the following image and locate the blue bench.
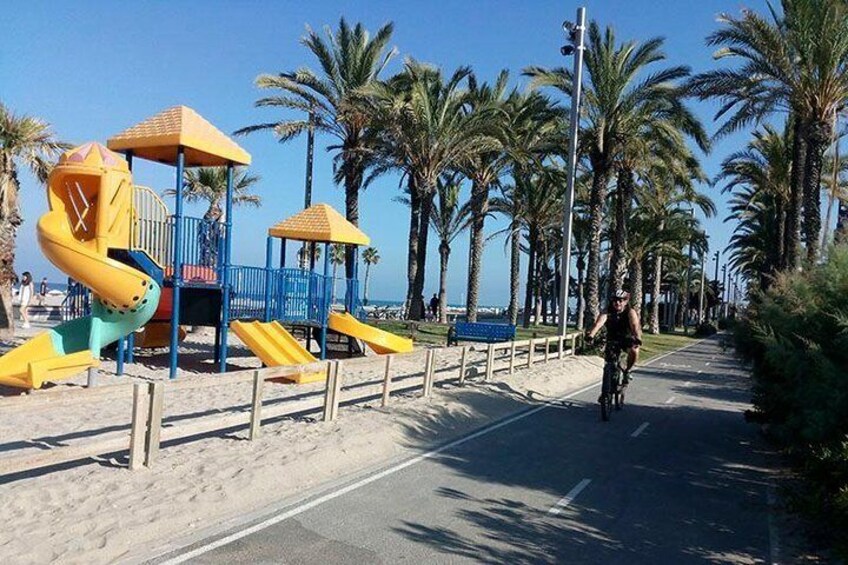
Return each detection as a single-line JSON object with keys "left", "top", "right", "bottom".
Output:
{"left": 447, "top": 322, "right": 516, "bottom": 346}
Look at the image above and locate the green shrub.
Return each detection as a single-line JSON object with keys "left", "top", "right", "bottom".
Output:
{"left": 734, "top": 246, "right": 848, "bottom": 554}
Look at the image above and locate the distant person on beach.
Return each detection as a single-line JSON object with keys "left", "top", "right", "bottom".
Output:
{"left": 429, "top": 293, "right": 439, "bottom": 321}
{"left": 18, "top": 271, "right": 34, "bottom": 328}
{"left": 38, "top": 277, "right": 48, "bottom": 305}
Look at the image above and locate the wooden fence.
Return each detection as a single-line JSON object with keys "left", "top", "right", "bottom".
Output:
{"left": 0, "top": 333, "right": 580, "bottom": 477}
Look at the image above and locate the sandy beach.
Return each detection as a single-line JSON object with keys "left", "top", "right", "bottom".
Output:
{"left": 0, "top": 323, "right": 602, "bottom": 564}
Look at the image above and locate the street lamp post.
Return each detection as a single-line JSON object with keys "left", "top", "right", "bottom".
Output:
{"left": 557, "top": 6, "right": 587, "bottom": 336}
{"left": 683, "top": 208, "right": 695, "bottom": 335}
{"left": 712, "top": 251, "right": 720, "bottom": 321}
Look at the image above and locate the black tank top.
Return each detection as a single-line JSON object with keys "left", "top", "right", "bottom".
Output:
{"left": 605, "top": 307, "right": 632, "bottom": 342}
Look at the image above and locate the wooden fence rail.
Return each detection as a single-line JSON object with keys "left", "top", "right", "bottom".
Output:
{"left": 0, "top": 332, "right": 582, "bottom": 477}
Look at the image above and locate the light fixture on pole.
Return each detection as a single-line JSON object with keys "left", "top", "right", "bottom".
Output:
{"left": 557, "top": 6, "right": 587, "bottom": 336}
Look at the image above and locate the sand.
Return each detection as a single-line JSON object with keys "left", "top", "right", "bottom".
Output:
{"left": 0, "top": 325, "right": 602, "bottom": 564}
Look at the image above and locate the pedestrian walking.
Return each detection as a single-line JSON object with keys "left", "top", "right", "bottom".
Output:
{"left": 38, "top": 277, "right": 48, "bottom": 306}
{"left": 18, "top": 271, "right": 35, "bottom": 329}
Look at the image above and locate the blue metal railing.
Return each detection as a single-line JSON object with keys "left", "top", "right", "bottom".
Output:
{"left": 61, "top": 282, "right": 91, "bottom": 321}
{"left": 169, "top": 216, "right": 225, "bottom": 284}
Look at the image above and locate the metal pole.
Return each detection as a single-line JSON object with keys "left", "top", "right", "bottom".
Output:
{"left": 557, "top": 6, "right": 587, "bottom": 336}
{"left": 320, "top": 242, "right": 330, "bottom": 359}
{"left": 264, "top": 236, "right": 273, "bottom": 322}
{"left": 219, "top": 163, "right": 234, "bottom": 373}
{"left": 168, "top": 147, "right": 185, "bottom": 379}
{"left": 698, "top": 252, "right": 706, "bottom": 323}
{"left": 712, "top": 251, "right": 720, "bottom": 321}
{"left": 684, "top": 239, "right": 693, "bottom": 335}
{"left": 721, "top": 264, "right": 728, "bottom": 318}
{"left": 301, "top": 109, "right": 316, "bottom": 264}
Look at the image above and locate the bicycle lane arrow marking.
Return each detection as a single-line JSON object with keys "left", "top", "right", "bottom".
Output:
{"left": 548, "top": 479, "right": 592, "bottom": 515}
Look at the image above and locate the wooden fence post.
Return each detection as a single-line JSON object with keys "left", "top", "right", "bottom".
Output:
{"left": 249, "top": 370, "right": 264, "bottom": 440}
{"left": 458, "top": 346, "right": 468, "bottom": 385}
{"left": 558, "top": 336, "right": 564, "bottom": 359}
{"left": 144, "top": 382, "right": 164, "bottom": 468}
{"left": 509, "top": 341, "right": 516, "bottom": 375}
{"left": 544, "top": 337, "right": 551, "bottom": 363}
{"left": 381, "top": 355, "right": 393, "bottom": 407}
{"left": 571, "top": 334, "right": 577, "bottom": 355}
{"left": 527, "top": 339, "right": 535, "bottom": 368}
{"left": 128, "top": 383, "right": 146, "bottom": 470}
{"left": 485, "top": 343, "right": 495, "bottom": 381}
{"left": 87, "top": 366, "right": 98, "bottom": 388}
{"left": 323, "top": 361, "right": 342, "bottom": 421}
{"left": 422, "top": 349, "right": 435, "bottom": 397}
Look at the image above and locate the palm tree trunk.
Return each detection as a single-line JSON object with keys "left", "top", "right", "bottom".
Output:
{"left": 363, "top": 264, "right": 371, "bottom": 305}
{"left": 534, "top": 254, "right": 544, "bottom": 326}
{"left": 649, "top": 253, "right": 662, "bottom": 334}
{"left": 822, "top": 119, "right": 840, "bottom": 254}
{"left": 609, "top": 167, "right": 634, "bottom": 293}
{"left": 576, "top": 253, "right": 585, "bottom": 331}
{"left": 331, "top": 263, "right": 338, "bottom": 305}
{"left": 410, "top": 183, "right": 435, "bottom": 321}
{"left": 438, "top": 242, "right": 450, "bottom": 324}
{"left": 508, "top": 219, "right": 520, "bottom": 326}
{"left": 803, "top": 119, "right": 829, "bottom": 265}
{"left": 784, "top": 114, "right": 806, "bottom": 270}
{"left": 343, "top": 138, "right": 364, "bottom": 281}
{"left": 774, "top": 197, "right": 786, "bottom": 272}
{"left": 0, "top": 159, "right": 21, "bottom": 340}
{"left": 405, "top": 179, "right": 421, "bottom": 318}
{"left": 522, "top": 226, "right": 538, "bottom": 328}
{"left": 629, "top": 258, "right": 643, "bottom": 322}
{"left": 585, "top": 164, "right": 610, "bottom": 329}
{"left": 465, "top": 179, "right": 489, "bottom": 323}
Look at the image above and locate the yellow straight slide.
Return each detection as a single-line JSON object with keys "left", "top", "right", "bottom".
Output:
{"left": 328, "top": 312, "right": 414, "bottom": 355}
{"left": 230, "top": 321, "right": 325, "bottom": 384}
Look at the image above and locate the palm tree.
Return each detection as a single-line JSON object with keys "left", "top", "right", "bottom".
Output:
{"left": 716, "top": 124, "right": 791, "bottom": 283}
{"left": 689, "top": 1, "right": 848, "bottom": 268}
{"left": 167, "top": 167, "right": 261, "bottom": 220}
{"left": 329, "top": 243, "right": 346, "bottom": 304}
{"left": 358, "top": 60, "right": 499, "bottom": 320}
{"left": 361, "top": 246, "right": 380, "bottom": 305}
{"left": 164, "top": 166, "right": 261, "bottom": 266}
{"left": 461, "top": 71, "right": 510, "bottom": 322}
{"left": 525, "top": 22, "right": 706, "bottom": 327}
{"left": 0, "top": 103, "right": 68, "bottom": 338}
{"left": 490, "top": 184, "right": 523, "bottom": 326}
{"left": 297, "top": 244, "right": 321, "bottom": 267}
{"left": 237, "top": 18, "right": 396, "bottom": 280}
{"left": 430, "top": 175, "right": 471, "bottom": 323}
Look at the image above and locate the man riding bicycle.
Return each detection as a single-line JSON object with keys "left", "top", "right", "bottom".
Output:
{"left": 586, "top": 290, "right": 643, "bottom": 387}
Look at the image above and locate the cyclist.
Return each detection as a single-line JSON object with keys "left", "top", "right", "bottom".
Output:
{"left": 586, "top": 290, "right": 642, "bottom": 387}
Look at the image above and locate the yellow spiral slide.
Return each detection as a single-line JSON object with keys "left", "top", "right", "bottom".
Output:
{"left": 0, "top": 143, "right": 160, "bottom": 389}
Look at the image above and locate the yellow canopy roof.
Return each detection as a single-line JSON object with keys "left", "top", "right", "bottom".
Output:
{"left": 268, "top": 204, "right": 370, "bottom": 245}
{"left": 106, "top": 106, "right": 251, "bottom": 167}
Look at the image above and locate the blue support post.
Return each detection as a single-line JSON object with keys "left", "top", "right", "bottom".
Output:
{"left": 264, "top": 236, "right": 273, "bottom": 322}
{"left": 320, "top": 242, "right": 330, "bottom": 360}
{"left": 279, "top": 239, "right": 286, "bottom": 319}
{"left": 219, "top": 163, "right": 235, "bottom": 373}
{"left": 168, "top": 148, "right": 185, "bottom": 379}
{"left": 116, "top": 338, "right": 125, "bottom": 375}
{"left": 125, "top": 151, "right": 135, "bottom": 365}
{"left": 280, "top": 238, "right": 286, "bottom": 268}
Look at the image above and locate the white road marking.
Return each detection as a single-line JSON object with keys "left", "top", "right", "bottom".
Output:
{"left": 160, "top": 381, "right": 602, "bottom": 564}
{"left": 630, "top": 422, "right": 650, "bottom": 438}
{"left": 705, "top": 362, "right": 711, "bottom": 366}
{"left": 683, "top": 381, "right": 691, "bottom": 387}
{"left": 664, "top": 396, "right": 676, "bottom": 405}
{"left": 549, "top": 479, "right": 592, "bottom": 515}
{"left": 697, "top": 370, "right": 703, "bottom": 374}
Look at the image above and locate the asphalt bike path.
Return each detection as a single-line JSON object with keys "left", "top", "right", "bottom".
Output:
{"left": 155, "top": 336, "right": 778, "bottom": 564}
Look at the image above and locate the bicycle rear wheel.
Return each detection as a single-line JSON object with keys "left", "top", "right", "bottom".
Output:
{"left": 600, "top": 365, "right": 614, "bottom": 421}
{"left": 615, "top": 388, "right": 625, "bottom": 410}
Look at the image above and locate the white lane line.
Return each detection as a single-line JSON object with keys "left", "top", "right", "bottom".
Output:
{"left": 630, "top": 422, "right": 650, "bottom": 438}
{"left": 683, "top": 381, "right": 691, "bottom": 387}
{"left": 705, "top": 362, "right": 711, "bottom": 366}
{"left": 697, "top": 370, "right": 703, "bottom": 374}
{"left": 160, "top": 381, "right": 602, "bottom": 564}
{"left": 664, "top": 396, "right": 676, "bottom": 405}
{"left": 548, "top": 479, "right": 592, "bottom": 515}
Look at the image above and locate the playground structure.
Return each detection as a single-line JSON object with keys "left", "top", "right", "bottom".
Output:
{"left": 0, "top": 106, "right": 411, "bottom": 389}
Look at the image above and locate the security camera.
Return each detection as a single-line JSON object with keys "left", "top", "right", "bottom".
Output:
{"left": 561, "top": 45, "right": 575, "bottom": 56}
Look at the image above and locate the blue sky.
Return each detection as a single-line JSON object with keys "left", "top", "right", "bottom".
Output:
{"left": 3, "top": 0, "right": 762, "bottom": 305}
